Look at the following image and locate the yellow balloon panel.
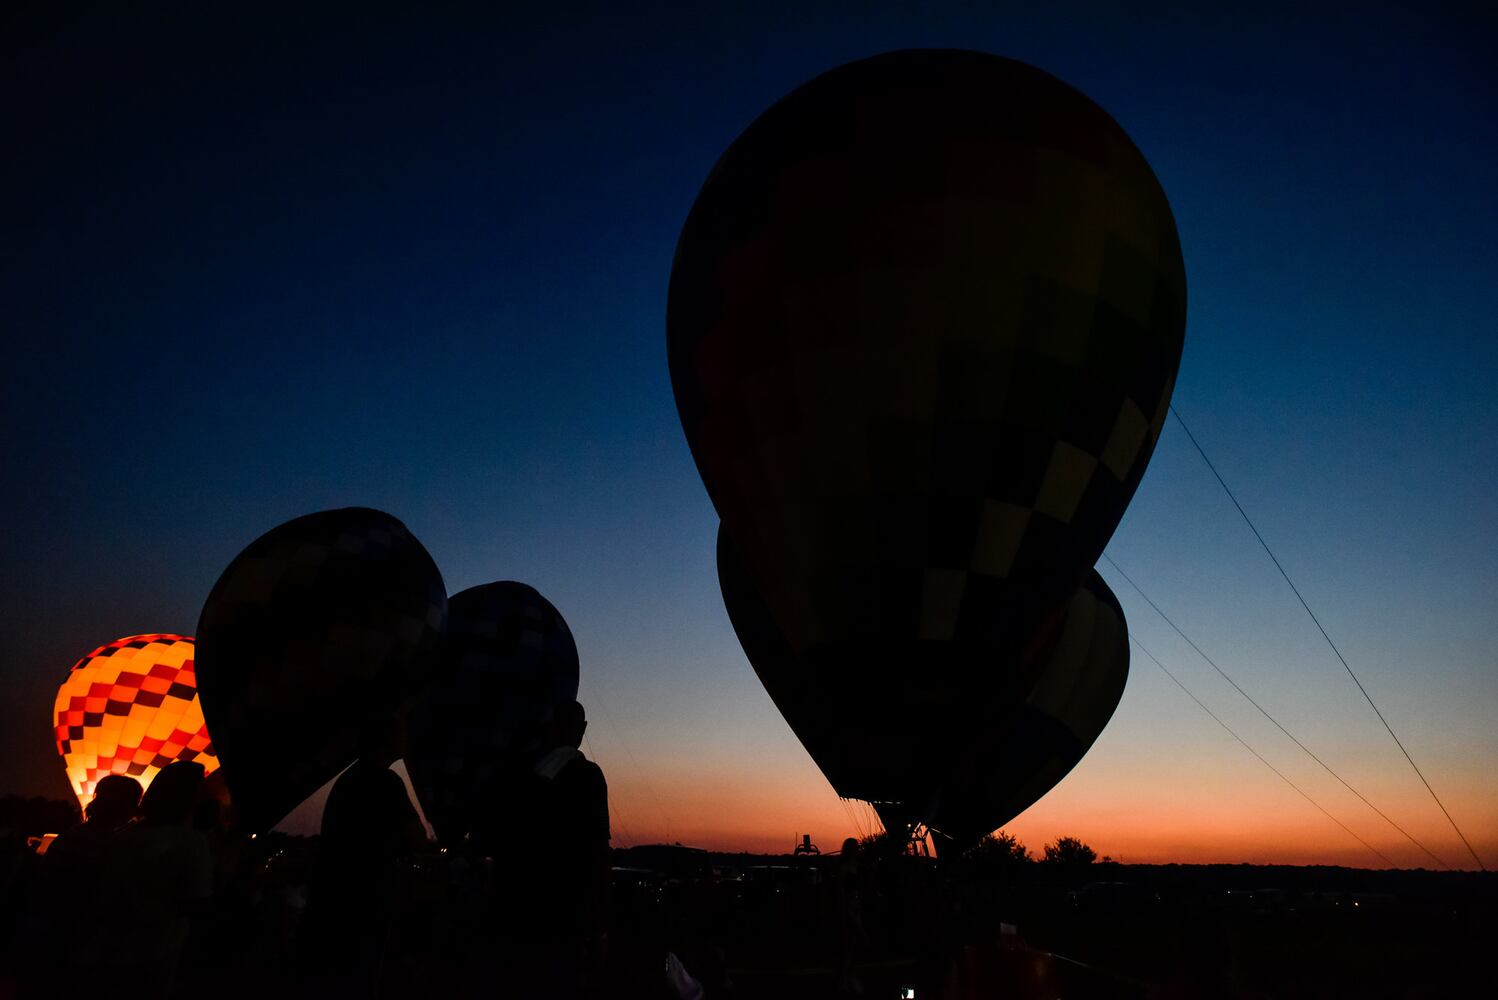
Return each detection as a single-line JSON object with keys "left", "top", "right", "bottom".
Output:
{"left": 53, "top": 634, "right": 218, "bottom": 809}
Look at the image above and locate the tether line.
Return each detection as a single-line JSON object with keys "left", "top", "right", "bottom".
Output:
{"left": 1103, "top": 554, "right": 1450, "bottom": 870}
{"left": 1169, "top": 404, "right": 1485, "bottom": 870}
{"left": 1132, "top": 634, "right": 1395, "bottom": 868}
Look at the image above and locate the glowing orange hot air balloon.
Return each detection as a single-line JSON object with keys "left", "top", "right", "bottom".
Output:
{"left": 53, "top": 634, "right": 218, "bottom": 810}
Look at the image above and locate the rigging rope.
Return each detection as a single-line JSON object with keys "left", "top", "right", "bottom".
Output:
{"left": 862, "top": 799, "right": 885, "bottom": 837}
{"left": 1132, "top": 634, "right": 1396, "bottom": 868}
{"left": 585, "top": 732, "right": 635, "bottom": 848}
{"left": 1169, "top": 404, "right": 1486, "bottom": 870}
{"left": 839, "top": 797, "right": 867, "bottom": 841}
{"left": 582, "top": 678, "right": 676, "bottom": 844}
{"left": 1103, "top": 555, "right": 1451, "bottom": 870}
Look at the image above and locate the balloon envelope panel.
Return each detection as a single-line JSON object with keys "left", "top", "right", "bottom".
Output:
{"left": 54, "top": 634, "right": 218, "bottom": 810}
{"left": 407, "top": 581, "right": 579, "bottom": 844}
{"left": 671, "top": 49, "right": 1183, "bottom": 709}
{"left": 719, "top": 525, "right": 1128, "bottom": 849}
{"left": 910, "top": 570, "right": 1130, "bottom": 846}
{"left": 195, "top": 507, "right": 446, "bottom": 832}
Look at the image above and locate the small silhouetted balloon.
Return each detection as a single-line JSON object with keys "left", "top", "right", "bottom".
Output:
{"left": 195, "top": 507, "right": 446, "bottom": 832}
{"left": 406, "top": 581, "right": 579, "bottom": 844}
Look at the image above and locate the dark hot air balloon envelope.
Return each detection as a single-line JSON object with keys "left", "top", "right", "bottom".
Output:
{"left": 673, "top": 50, "right": 1178, "bottom": 844}
{"left": 406, "top": 581, "right": 579, "bottom": 845}
{"left": 195, "top": 507, "right": 447, "bottom": 833}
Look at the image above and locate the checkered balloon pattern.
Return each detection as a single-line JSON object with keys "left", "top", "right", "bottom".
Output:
{"left": 407, "top": 582, "right": 579, "bottom": 845}
{"left": 721, "top": 523, "right": 1129, "bottom": 845}
{"left": 195, "top": 507, "right": 447, "bottom": 833}
{"left": 671, "top": 51, "right": 1183, "bottom": 666}
{"left": 899, "top": 570, "right": 1130, "bottom": 844}
{"left": 54, "top": 634, "right": 218, "bottom": 810}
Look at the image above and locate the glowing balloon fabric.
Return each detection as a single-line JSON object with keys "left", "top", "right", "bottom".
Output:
{"left": 196, "top": 507, "right": 447, "bottom": 832}
{"left": 54, "top": 634, "right": 218, "bottom": 810}
{"left": 407, "top": 581, "right": 579, "bottom": 844}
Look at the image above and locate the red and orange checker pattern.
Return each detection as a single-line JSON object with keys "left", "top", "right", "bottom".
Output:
{"left": 54, "top": 634, "right": 218, "bottom": 809}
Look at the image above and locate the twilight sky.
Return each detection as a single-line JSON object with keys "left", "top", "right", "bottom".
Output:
{"left": 5, "top": 3, "right": 1494, "bottom": 867}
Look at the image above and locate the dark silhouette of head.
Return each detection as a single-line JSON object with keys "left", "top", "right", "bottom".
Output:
{"left": 842, "top": 837, "right": 859, "bottom": 857}
{"left": 86, "top": 775, "right": 143, "bottom": 828}
{"left": 549, "top": 699, "right": 587, "bottom": 750}
{"left": 140, "top": 761, "right": 206, "bottom": 826}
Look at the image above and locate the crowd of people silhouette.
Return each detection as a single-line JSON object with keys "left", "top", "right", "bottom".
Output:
{"left": 7, "top": 743, "right": 1491, "bottom": 998}
{"left": 2, "top": 699, "right": 628, "bottom": 1000}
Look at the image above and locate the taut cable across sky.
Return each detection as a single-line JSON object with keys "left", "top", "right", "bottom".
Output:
{"left": 1166, "top": 406, "right": 1487, "bottom": 870}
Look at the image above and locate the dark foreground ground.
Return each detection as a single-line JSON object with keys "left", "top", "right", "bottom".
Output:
{"left": 616, "top": 847, "right": 1497, "bottom": 999}
{"left": 4, "top": 824, "right": 1494, "bottom": 998}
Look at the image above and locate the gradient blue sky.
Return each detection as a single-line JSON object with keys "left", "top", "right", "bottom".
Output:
{"left": 5, "top": 3, "right": 1494, "bottom": 865}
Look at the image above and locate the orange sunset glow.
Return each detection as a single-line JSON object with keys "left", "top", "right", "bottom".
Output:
{"left": 562, "top": 645, "right": 1498, "bottom": 868}
{"left": 591, "top": 747, "right": 1498, "bottom": 867}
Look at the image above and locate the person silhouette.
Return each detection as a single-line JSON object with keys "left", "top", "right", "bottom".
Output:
{"left": 75, "top": 761, "right": 212, "bottom": 999}
{"left": 46, "top": 774, "right": 142, "bottom": 883}
{"left": 299, "top": 718, "right": 426, "bottom": 999}
{"left": 27, "top": 776, "right": 144, "bottom": 998}
{"left": 475, "top": 699, "right": 610, "bottom": 998}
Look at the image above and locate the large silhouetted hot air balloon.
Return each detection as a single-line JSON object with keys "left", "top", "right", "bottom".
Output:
{"left": 54, "top": 634, "right": 219, "bottom": 810}
{"left": 406, "top": 581, "right": 579, "bottom": 844}
{"left": 672, "top": 50, "right": 1182, "bottom": 840}
{"left": 195, "top": 508, "right": 447, "bottom": 832}
{"left": 719, "top": 528, "right": 1128, "bottom": 846}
